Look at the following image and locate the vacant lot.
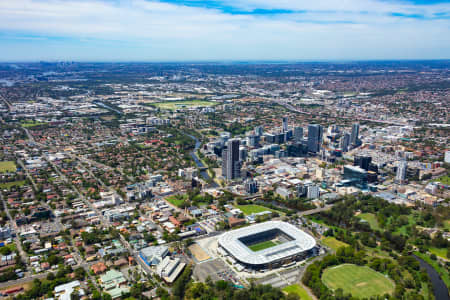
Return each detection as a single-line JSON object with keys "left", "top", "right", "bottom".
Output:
{"left": 322, "top": 264, "right": 394, "bottom": 298}
{"left": 189, "top": 244, "right": 211, "bottom": 262}
{"left": 248, "top": 240, "right": 279, "bottom": 252}
{"left": 283, "top": 284, "right": 313, "bottom": 300}
{"left": 321, "top": 237, "right": 349, "bottom": 251}
{"left": 152, "top": 100, "right": 216, "bottom": 110}
{"left": 0, "top": 161, "right": 16, "bottom": 173}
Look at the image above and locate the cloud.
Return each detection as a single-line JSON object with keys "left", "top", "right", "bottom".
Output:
{"left": 0, "top": 0, "right": 448, "bottom": 60}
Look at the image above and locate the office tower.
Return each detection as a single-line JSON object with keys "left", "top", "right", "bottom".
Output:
{"left": 254, "top": 125, "right": 263, "bottom": 136}
{"left": 340, "top": 132, "right": 350, "bottom": 152}
{"left": 307, "top": 185, "right": 320, "bottom": 199}
{"left": 222, "top": 138, "right": 241, "bottom": 180}
{"left": 343, "top": 165, "right": 368, "bottom": 188}
{"left": 354, "top": 155, "right": 372, "bottom": 171}
{"left": 396, "top": 160, "right": 407, "bottom": 184}
{"left": 296, "top": 184, "right": 307, "bottom": 197}
{"left": 307, "top": 124, "right": 323, "bottom": 153}
{"left": 350, "top": 123, "right": 360, "bottom": 146}
{"left": 274, "top": 132, "right": 285, "bottom": 144}
{"left": 245, "top": 179, "right": 258, "bottom": 194}
{"left": 282, "top": 117, "right": 288, "bottom": 132}
{"left": 293, "top": 126, "right": 303, "bottom": 143}
{"left": 239, "top": 146, "right": 247, "bottom": 161}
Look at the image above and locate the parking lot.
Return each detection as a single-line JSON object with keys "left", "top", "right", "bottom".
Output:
{"left": 194, "top": 259, "right": 242, "bottom": 286}
{"left": 254, "top": 266, "right": 303, "bottom": 288}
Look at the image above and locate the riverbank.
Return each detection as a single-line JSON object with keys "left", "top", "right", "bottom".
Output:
{"left": 413, "top": 253, "right": 449, "bottom": 300}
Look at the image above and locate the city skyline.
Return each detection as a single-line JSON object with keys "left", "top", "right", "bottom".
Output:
{"left": 1, "top": 0, "right": 450, "bottom": 61}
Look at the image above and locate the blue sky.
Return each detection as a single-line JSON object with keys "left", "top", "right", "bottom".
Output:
{"left": 0, "top": 0, "right": 449, "bottom": 61}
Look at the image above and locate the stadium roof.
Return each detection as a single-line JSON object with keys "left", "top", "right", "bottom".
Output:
{"left": 218, "top": 221, "right": 316, "bottom": 266}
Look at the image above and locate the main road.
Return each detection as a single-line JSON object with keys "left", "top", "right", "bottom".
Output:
{"left": 275, "top": 99, "right": 408, "bottom": 127}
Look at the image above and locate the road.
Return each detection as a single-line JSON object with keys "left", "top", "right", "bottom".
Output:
{"left": 16, "top": 160, "right": 37, "bottom": 191}
{"left": 275, "top": 99, "right": 408, "bottom": 126}
{"left": 0, "top": 272, "right": 49, "bottom": 290}
{"left": 0, "top": 194, "right": 28, "bottom": 265}
{"left": 0, "top": 93, "right": 12, "bottom": 111}
{"left": 23, "top": 127, "right": 157, "bottom": 279}
{"left": 297, "top": 204, "right": 333, "bottom": 217}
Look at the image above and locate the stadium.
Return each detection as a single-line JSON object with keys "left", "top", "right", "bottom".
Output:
{"left": 218, "top": 221, "right": 316, "bottom": 270}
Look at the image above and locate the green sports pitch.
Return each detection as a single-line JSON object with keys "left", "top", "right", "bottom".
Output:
{"left": 248, "top": 240, "right": 280, "bottom": 252}
{"left": 322, "top": 264, "right": 394, "bottom": 298}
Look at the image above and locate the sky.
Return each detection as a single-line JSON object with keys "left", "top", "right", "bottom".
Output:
{"left": 0, "top": 0, "right": 449, "bottom": 61}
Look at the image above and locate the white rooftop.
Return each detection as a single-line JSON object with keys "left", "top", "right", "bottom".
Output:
{"left": 218, "top": 221, "right": 316, "bottom": 266}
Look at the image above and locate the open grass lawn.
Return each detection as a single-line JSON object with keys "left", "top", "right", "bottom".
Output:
{"left": 248, "top": 240, "right": 278, "bottom": 252}
{"left": 165, "top": 194, "right": 187, "bottom": 207}
{"left": 236, "top": 204, "right": 283, "bottom": 216}
{"left": 365, "top": 247, "right": 391, "bottom": 259}
{"left": 0, "top": 180, "right": 26, "bottom": 190}
{"left": 432, "top": 175, "right": 450, "bottom": 185}
{"left": 321, "top": 237, "right": 349, "bottom": 251}
{"left": 0, "top": 161, "right": 16, "bottom": 173}
{"left": 358, "top": 213, "right": 381, "bottom": 231}
{"left": 283, "top": 284, "right": 313, "bottom": 300}
{"left": 322, "top": 264, "right": 395, "bottom": 298}
{"left": 445, "top": 220, "right": 450, "bottom": 232}
{"left": 152, "top": 100, "right": 216, "bottom": 110}
{"left": 429, "top": 247, "right": 448, "bottom": 260}
{"left": 21, "top": 120, "right": 45, "bottom": 128}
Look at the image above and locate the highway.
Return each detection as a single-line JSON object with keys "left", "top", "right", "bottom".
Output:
{"left": 275, "top": 99, "right": 408, "bottom": 127}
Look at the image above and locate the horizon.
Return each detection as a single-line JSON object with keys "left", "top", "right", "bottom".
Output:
{"left": 1, "top": 59, "right": 450, "bottom": 64}
{"left": 1, "top": 0, "right": 450, "bottom": 61}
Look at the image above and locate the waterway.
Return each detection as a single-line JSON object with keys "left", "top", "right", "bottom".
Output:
{"left": 185, "top": 133, "right": 219, "bottom": 188}
{"left": 413, "top": 255, "right": 449, "bottom": 300}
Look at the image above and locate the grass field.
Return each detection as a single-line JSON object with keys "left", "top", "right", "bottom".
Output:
{"left": 283, "top": 284, "right": 313, "bottom": 300}
{"left": 248, "top": 240, "right": 279, "bottom": 252}
{"left": 151, "top": 100, "right": 216, "bottom": 111}
{"left": 445, "top": 220, "right": 450, "bottom": 231}
{"left": 236, "top": 204, "right": 283, "bottom": 216}
{"left": 0, "top": 180, "right": 26, "bottom": 190}
{"left": 432, "top": 175, "right": 450, "bottom": 185}
{"left": 21, "top": 120, "right": 45, "bottom": 128}
{"left": 358, "top": 213, "right": 381, "bottom": 231}
{"left": 429, "top": 247, "right": 448, "bottom": 259}
{"left": 0, "top": 161, "right": 16, "bottom": 173}
{"left": 321, "top": 237, "right": 349, "bottom": 251}
{"left": 322, "top": 264, "right": 395, "bottom": 298}
{"left": 165, "top": 194, "right": 187, "bottom": 207}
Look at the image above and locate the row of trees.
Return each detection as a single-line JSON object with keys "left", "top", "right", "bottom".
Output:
{"left": 302, "top": 246, "right": 432, "bottom": 300}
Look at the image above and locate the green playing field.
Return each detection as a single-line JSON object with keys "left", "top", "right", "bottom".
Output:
{"left": 322, "top": 264, "right": 395, "bottom": 298}
{"left": 248, "top": 240, "right": 279, "bottom": 252}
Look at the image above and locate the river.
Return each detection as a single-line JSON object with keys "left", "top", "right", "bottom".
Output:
{"left": 186, "top": 133, "right": 219, "bottom": 188}
{"left": 413, "top": 255, "right": 449, "bottom": 300}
